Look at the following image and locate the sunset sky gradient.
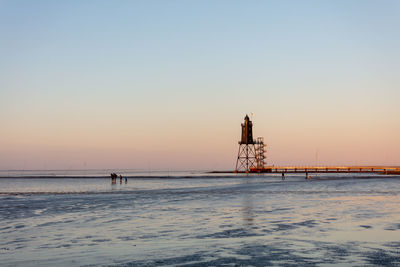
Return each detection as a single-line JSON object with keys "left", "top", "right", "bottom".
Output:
{"left": 1, "top": 0, "right": 399, "bottom": 170}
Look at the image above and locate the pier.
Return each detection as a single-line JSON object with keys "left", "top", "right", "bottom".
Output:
{"left": 249, "top": 166, "right": 400, "bottom": 175}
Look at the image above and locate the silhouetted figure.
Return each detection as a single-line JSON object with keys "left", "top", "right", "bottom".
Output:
{"left": 124, "top": 177, "right": 128, "bottom": 184}
{"left": 120, "top": 175, "right": 123, "bottom": 184}
{"left": 111, "top": 173, "right": 117, "bottom": 184}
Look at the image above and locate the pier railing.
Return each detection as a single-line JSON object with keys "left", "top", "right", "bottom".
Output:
{"left": 249, "top": 166, "right": 400, "bottom": 175}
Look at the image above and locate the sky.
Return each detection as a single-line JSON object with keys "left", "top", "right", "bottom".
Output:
{"left": 1, "top": 0, "right": 399, "bottom": 170}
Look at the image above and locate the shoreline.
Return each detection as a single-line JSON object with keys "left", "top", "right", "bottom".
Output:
{"left": 0, "top": 174, "right": 399, "bottom": 180}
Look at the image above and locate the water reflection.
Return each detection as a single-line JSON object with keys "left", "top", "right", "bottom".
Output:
{"left": 242, "top": 195, "right": 254, "bottom": 227}
{"left": 241, "top": 179, "right": 255, "bottom": 228}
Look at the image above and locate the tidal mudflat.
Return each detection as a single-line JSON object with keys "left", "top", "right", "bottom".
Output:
{"left": 0, "top": 173, "right": 399, "bottom": 266}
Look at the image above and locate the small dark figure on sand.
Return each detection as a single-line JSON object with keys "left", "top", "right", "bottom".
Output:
{"left": 111, "top": 173, "right": 117, "bottom": 184}
{"left": 124, "top": 177, "right": 128, "bottom": 184}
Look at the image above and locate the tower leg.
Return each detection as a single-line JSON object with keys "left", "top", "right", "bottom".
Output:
{"left": 246, "top": 145, "right": 249, "bottom": 172}
{"left": 235, "top": 145, "right": 241, "bottom": 172}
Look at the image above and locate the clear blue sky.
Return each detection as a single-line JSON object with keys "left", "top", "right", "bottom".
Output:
{"left": 1, "top": 1, "right": 399, "bottom": 170}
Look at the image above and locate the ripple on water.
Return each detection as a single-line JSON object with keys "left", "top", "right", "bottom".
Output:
{"left": 91, "top": 239, "right": 111, "bottom": 243}
{"left": 37, "top": 221, "right": 59, "bottom": 227}
{"left": 362, "top": 248, "right": 400, "bottom": 266}
{"left": 384, "top": 223, "right": 400, "bottom": 231}
{"left": 197, "top": 228, "right": 261, "bottom": 239}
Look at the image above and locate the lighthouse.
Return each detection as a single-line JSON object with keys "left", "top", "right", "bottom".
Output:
{"left": 235, "top": 115, "right": 266, "bottom": 172}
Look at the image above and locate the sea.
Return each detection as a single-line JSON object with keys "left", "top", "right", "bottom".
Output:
{"left": 0, "top": 170, "right": 399, "bottom": 266}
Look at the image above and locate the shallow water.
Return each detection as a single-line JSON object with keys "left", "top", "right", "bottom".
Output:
{"left": 0, "top": 173, "right": 399, "bottom": 266}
